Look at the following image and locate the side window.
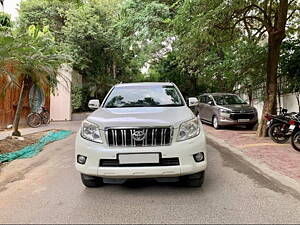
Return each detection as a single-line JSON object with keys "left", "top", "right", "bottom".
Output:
{"left": 200, "top": 96, "right": 207, "bottom": 103}
{"left": 207, "top": 96, "right": 215, "bottom": 105}
{"left": 208, "top": 96, "right": 213, "bottom": 102}
{"left": 199, "top": 96, "right": 203, "bottom": 103}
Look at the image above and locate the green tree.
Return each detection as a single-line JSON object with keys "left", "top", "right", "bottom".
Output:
{"left": 0, "top": 25, "right": 68, "bottom": 136}
{"left": 18, "top": 0, "right": 82, "bottom": 42}
{"left": 116, "top": 0, "right": 172, "bottom": 69}
{"left": 172, "top": 0, "right": 299, "bottom": 136}
{"left": 0, "top": 12, "right": 12, "bottom": 28}
{"left": 62, "top": 1, "right": 138, "bottom": 100}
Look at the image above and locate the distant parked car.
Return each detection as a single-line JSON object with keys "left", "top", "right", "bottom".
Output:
{"left": 196, "top": 93, "right": 258, "bottom": 129}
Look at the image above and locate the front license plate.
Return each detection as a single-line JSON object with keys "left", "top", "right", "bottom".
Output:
{"left": 118, "top": 153, "right": 160, "bottom": 165}
{"left": 238, "top": 119, "right": 250, "bottom": 122}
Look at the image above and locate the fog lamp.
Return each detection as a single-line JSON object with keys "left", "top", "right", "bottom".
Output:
{"left": 193, "top": 152, "right": 204, "bottom": 162}
{"left": 77, "top": 155, "right": 87, "bottom": 164}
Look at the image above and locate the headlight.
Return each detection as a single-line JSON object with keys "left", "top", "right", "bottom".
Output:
{"left": 177, "top": 117, "right": 201, "bottom": 142}
{"left": 219, "top": 108, "right": 231, "bottom": 117}
{"left": 81, "top": 120, "right": 102, "bottom": 143}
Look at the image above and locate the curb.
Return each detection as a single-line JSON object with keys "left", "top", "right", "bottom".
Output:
{"left": 206, "top": 133, "right": 300, "bottom": 198}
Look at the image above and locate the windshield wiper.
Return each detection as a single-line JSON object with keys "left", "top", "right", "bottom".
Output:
{"left": 155, "top": 104, "right": 183, "bottom": 107}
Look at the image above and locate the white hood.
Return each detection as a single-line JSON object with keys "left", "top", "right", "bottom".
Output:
{"left": 87, "top": 106, "right": 195, "bottom": 129}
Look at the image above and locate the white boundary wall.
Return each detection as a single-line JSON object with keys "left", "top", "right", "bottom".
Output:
{"left": 50, "top": 66, "right": 73, "bottom": 121}
{"left": 2, "top": 0, "right": 21, "bottom": 20}
{"left": 242, "top": 93, "right": 299, "bottom": 122}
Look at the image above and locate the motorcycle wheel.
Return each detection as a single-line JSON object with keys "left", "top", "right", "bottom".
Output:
{"left": 27, "top": 113, "right": 42, "bottom": 128}
{"left": 268, "top": 123, "right": 290, "bottom": 144}
{"left": 291, "top": 131, "right": 300, "bottom": 152}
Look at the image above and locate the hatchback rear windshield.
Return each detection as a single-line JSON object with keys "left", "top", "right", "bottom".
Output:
{"left": 213, "top": 95, "right": 246, "bottom": 105}
{"left": 104, "top": 85, "right": 184, "bottom": 108}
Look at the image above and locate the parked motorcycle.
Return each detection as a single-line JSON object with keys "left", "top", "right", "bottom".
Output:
{"left": 265, "top": 108, "right": 299, "bottom": 144}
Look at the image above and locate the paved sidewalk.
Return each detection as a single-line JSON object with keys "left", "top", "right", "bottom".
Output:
{"left": 0, "top": 121, "right": 82, "bottom": 141}
{"left": 0, "top": 113, "right": 90, "bottom": 141}
{"left": 204, "top": 124, "right": 300, "bottom": 194}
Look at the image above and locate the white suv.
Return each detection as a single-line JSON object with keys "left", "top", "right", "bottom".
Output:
{"left": 75, "top": 82, "right": 207, "bottom": 187}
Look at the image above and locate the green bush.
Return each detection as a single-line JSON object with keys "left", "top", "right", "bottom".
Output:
{"left": 71, "top": 86, "right": 89, "bottom": 112}
{"left": 0, "top": 12, "right": 11, "bottom": 28}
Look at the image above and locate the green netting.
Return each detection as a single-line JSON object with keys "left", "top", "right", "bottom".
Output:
{"left": 0, "top": 130, "right": 72, "bottom": 163}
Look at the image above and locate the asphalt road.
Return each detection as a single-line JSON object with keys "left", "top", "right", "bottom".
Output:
{"left": 0, "top": 131, "right": 299, "bottom": 224}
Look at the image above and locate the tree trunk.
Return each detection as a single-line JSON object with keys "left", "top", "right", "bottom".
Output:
{"left": 12, "top": 78, "right": 29, "bottom": 136}
{"left": 256, "top": 0, "right": 288, "bottom": 137}
{"left": 257, "top": 37, "right": 282, "bottom": 137}
{"left": 247, "top": 86, "right": 253, "bottom": 106}
{"left": 12, "top": 80, "right": 25, "bottom": 136}
{"left": 112, "top": 61, "right": 117, "bottom": 80}
{"left": 296, "top": 94, "right": 300, "bottom": 113}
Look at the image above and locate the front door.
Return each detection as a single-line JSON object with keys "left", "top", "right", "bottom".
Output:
{"left": 198, "top": 95, "right": 209, "bottom": 121}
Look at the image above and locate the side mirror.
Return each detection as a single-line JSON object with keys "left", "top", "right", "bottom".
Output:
{"left": 188, "top": 97, "right": 199, "bottom": 107}
{"left": 208, "top": 101, "right": 214, "bottom": 106}
{"left": 88, "top": 99, "right": 100, "bottom": 110}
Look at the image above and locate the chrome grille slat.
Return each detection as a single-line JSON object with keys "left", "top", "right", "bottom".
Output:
{"left": 107, "top": 127, "right": 172, "bottom": 147}
{"left": 121, "top": 130, "right": 124, "bottom": 146}
{"left": 114, "top": 130, "right": 118, "bottom": 146}
{"left": 151, "top": 129, "right": 154, "bottom": 146}
{"left": 124, "top": 129, "right": 127, "bottom": 147}
{"left": 154, "top": 129, "right": 157, "bottom": 145}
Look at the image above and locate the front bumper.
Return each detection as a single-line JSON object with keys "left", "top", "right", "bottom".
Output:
{"left": 218, "top": 115, "right": 258, "bottom": 126}
{"left": 75, "top": 128, "right": 207, "bottom": 179}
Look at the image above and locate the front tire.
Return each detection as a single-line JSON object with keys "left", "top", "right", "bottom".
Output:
{"left": 180, "top": 171, "right": 205, "bottom": 187}
{"left": 268, "top": 123, "right": 290, "bottom": 144}
{"left": 81, "top": 174, "right": 104, "bottom": 188}
{"left": 212, "top": 116, "right": 220, "bottom": 129}
{"left": 291, "top": 131, "right": 300, "bottom": 152}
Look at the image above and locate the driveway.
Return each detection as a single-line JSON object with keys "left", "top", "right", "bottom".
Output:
{"left": 0, "top": 122, "right": 299, "bottom": 224}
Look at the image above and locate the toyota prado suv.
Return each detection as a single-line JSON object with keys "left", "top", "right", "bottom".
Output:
{"left": 75, "top": 82, "right": 207, "bottom": 187}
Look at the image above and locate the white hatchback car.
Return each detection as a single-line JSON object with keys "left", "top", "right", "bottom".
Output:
{"left": 75, "top": 82, "right": 207, "bottom": 187}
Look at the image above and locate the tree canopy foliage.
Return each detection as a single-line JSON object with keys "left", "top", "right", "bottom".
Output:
{"left": 0, "top": 24, "right": 69, "bottom": 135}
{"left": 15, "top": 0, "right": 300, "bottom": 136}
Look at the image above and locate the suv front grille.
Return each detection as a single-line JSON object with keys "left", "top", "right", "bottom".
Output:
{"left": 106, "top": 127, "right": 173, "bottom": 147}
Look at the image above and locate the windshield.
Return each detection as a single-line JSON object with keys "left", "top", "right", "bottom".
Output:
{"left": 104, "top": 85, "right": 184, "bottom": 108}
{"left": 213, "top": 95, "right": 246, "bottom": 105}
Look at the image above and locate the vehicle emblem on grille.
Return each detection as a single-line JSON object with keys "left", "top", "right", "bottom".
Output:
{"left": 132, "top": 130, "right": 146, "bottom": 141}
